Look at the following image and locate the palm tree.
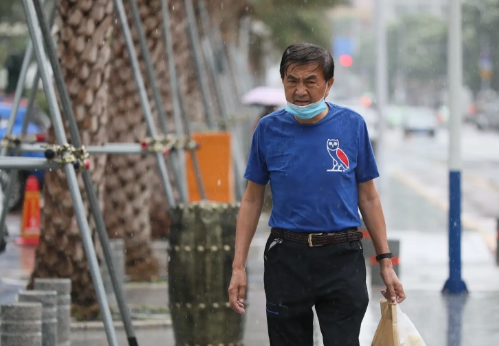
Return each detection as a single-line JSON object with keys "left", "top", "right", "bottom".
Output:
{"left": 29, "top": 0, "right": 114, "bottom": 319}
{"left": 104, "top": 0, "right": 168, "bottom": 281}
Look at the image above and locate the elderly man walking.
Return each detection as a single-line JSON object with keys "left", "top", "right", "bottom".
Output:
{"left": 228, "top": 43, "right": 405, "bottom": 346}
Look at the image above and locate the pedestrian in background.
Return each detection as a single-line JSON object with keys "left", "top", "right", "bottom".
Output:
{"left": 229, "top": 42, "right": 405, "bottom": 346}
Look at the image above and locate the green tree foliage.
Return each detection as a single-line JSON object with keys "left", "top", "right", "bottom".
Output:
{"left": 462, "top": 0, "right": 499, "bottom": 94}
{"left": 0, "top": 0, "right": 25, "bottom": 23}
{"left": 355, "top": 1, "right": 499, "bottom": 98}
{"left": 387, "top": 15, "right": 447, "bottom": 83}
{"left": 249, "top": 0, "right": 346, "bottom": 50}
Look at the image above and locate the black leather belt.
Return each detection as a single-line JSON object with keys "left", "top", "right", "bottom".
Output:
{"left": 270, "top": 227, "right": 363, "bottom": 247}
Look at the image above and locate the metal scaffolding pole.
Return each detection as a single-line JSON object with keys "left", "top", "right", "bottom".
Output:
{"left": 159, "top": 0, "right": 189, "bottom": 201}
{"left": 127, "top": 0, "right": 187, "bottom": 204}
{"left": 161, "top": 0, "right": 207, "bottom": 199}
{"left": 183, "top": 0, "right": 217, "bottom": 130}
{"left": 31, "top": 0, "right": 146, "bottom": 344}
{"left": 0, "top": 157, "right": 62, "bottom": 170}
{"left": 0, "top": 0, "right": 56, "bottom": 248}
{"left": 375, "top": 0, "right": 388, "bottom": 195}
{"left": 197, "top": 0, "right": 245, "bottom": 200}
{"left": 112, "top": 0, "right": 176, "bottom": 209}
{"left": 0, "top": 45, "right": 33, "bottom": 158}
{"left": 23, "top": 0, "right": 120, "bottom": 345}
{"left": 15, "top": 141, "right": 195, "bottom": 155}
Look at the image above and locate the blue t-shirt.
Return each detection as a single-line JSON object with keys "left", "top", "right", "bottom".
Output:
{"left": 244, "top": 102, "right": 379, "bottom": 232}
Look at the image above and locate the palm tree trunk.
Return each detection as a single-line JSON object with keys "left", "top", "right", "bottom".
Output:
{"left": 104, "top": 0, "right": 173, "bottom": 281}
{"left": 29, "top": 0, "right": 114, "bottom": 320}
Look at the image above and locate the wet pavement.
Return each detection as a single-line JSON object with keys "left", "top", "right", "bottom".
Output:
{"left": 1, "top": 127, "right": 499, "bottom": 345}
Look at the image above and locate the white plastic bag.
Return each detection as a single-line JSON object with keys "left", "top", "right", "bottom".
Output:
{"left": 396, "top": 304, "right": 426, "bottom": 346}
{"left": 372, "top": 300, "right": 426, "bottom": 346}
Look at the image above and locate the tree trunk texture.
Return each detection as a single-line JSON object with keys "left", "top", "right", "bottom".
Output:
{"left": 28, "top": 0, "right": 114, "bottom": 320}
{"left": 104, "top": 0, "right": 179, "bottom": 281}
{"left": 148, "top": 0, "right": 248, "bottom": 240}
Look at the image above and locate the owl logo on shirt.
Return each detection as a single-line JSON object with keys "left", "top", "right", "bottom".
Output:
{"left": 326, "top": 139, "right": 349, "bottom": 172}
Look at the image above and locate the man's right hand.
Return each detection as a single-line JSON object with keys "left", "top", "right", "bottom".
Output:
{"left": 228, "top": 268, "right": 247, "bottom": 314}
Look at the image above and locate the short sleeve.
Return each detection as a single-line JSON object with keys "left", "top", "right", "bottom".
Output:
{"left": 355, "top": 120, "right": 379, "bottom": 183}
{"left": 244, "top": 122, "right": 270, "bottom": 185}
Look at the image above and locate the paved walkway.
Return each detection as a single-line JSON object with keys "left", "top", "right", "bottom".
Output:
{"left": 1, "top": 171, "right": 499, "bottom": 345}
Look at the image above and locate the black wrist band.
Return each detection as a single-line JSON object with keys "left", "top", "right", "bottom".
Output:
{"left": 376, "top": 252, "right": 393, "bottom": 262}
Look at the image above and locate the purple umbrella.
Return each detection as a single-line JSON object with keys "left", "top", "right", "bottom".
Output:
{"left": 241, "top": 86, "right": 287, "bottom": 107}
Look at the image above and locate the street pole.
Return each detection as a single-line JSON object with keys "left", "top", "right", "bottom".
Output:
{"left": 375, "top": 0, "right": 387, "bottom": 194}
{"left": 443, "top": 0, "right": 468, "bottom": 295}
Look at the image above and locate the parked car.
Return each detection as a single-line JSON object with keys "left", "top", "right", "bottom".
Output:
{"left": 403, "top": 107, "right": 439, "bottom": 138}
{"left": 0, "top": 97, "right": 48, "bottom": 210}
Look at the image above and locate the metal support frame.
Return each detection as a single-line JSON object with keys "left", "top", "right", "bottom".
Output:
{"left": 112, "top": 0, "right": 176, "bottom": 209}
{"left": 10, "top": 139, "right": 198, "bottom": 155}
{"left": 127, "top": 0, "right": 188, "bottom": 204}
{"left": 183, "top": 0, "right": 217, "bottom": 129}
{"left": 161, "top": 0, "right": 206, "bottom": 200}
{"left": 0, "top": 157, "right": 62, "bottom": 170}
{"left": 0, "top": 0, "right": 55, "bottom": 254}
{"left": 23, "top": 1, "right": 120, "bottom": 345}
{"left": 159, "top": 0, "right": 189, "bottom": 201}
{"left": 197, "top": 0, "right": 246, "bottom": 201}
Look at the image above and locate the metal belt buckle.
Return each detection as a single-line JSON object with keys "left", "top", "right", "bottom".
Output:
{"left": 308, "top": 233, "right": 323, "bottom": 247}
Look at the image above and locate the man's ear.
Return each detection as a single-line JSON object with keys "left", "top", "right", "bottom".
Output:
{"left": 328, "top": 78, "right": 335, "bottom": 89}
{"left": 325, "top": 78, "right": 335, "bottom": 97}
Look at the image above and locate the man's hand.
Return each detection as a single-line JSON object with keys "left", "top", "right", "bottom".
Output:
{"left": 379, "top": 260, "right": 406, "bottom": 304}
{"left": 228, "top": 268, "right": 247, "bottom": 314}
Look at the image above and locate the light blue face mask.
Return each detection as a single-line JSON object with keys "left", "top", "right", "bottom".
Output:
{"left": 285, "top": 86, "right": 329, "bottom": 120}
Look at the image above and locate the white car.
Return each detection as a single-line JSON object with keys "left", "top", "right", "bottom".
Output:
{"left": 403, "top": 107, "right": 439, "bottom": 137}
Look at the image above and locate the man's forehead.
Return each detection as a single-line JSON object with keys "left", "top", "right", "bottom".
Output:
{"left": 285, "top": 62, "right": 322, "bottom": 77}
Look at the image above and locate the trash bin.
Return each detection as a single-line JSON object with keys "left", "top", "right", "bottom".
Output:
{"left": 168, "top": 201, "right": 245, "bottom": 345}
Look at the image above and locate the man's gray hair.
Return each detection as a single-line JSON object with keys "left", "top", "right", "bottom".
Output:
{"left": 279, "top": 43, "right": 335, "bottom": 81}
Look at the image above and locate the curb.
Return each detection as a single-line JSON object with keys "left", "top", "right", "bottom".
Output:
{"left": 71, "top": 318, "right": 172, "bottom": 331}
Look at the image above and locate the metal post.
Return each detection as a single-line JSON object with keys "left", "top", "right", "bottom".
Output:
{"left": 443, "top": 0, "right": 468, "bottom": 295}
{"left": 159, "top": 0, "right": 189, "bottom": 202}
{"left": 496, "top": 218, "right": 499, "bottom": 266}
{"left": 375, "top": 0, "right": 387, "bottom": 188}
{"left": 31, "top": 0, "right": 139, "bottom": 344}
{"left": 0, "top": 45, "right": 33, "bottom": 158}
{"left": 161, "top": 0, "right": 206, "bottom": 200}
{"left": 127, "top": 0, "right": 187, "bottom": 203}
{"left": 112, "top": 0, "right": 176, "bottom": 209}
{"left": 183, "top": 0, "right": 217, "bottom": 129}
{"left": 23, "top": 1, "right": 120, "bottom": 345}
